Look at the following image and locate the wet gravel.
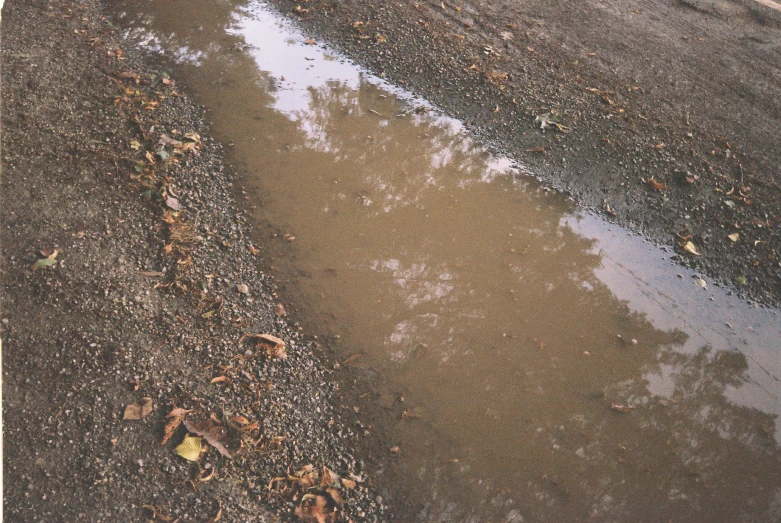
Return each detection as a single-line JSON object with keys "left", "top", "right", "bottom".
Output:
{"left": 2, "top": 0, "right": 388, "bottom": 521}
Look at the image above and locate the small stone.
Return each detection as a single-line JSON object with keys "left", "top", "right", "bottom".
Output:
{"left": 237, "top": 283, "right": 249, "bottom": 294}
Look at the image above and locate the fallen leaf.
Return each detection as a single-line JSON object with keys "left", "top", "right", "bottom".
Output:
{"left": 184, "top": 417, "right": 239, "bottom": 458}
{"left": 140, "top": 271, "right": 164, "bottom": 277}
{"left": 341, "top": 478, "right": 356, "bottom": 489}
{"left": 242, "top": 333, "right": 287, "bottom": 359}
{"left": 210, "top": 375, "right": 230, "bottom": 384}
{"left": 683, "top": 241, "right": 701, "bottom": 256}
{"left": 130, "top": 140, "right": 142, "bottom": 150}
{"left": 389, "top": 446, "right": 400, "bottom": 453}
{"left": 653, "top": 143, "right": 665, "bottom": 150}
{"left": 240, "top": 421, "right": 260, "bottom": 431}
{"left": 165, "top": 197, "right": 181, "bottom": 211}
{"left": 111, "top": 437, "right": 118, "bottom": 446}
{"left": 124, "top": 398, "right": 154, "bottom": 420}
{"left": 162, "top": 415, "right": 184, "bottom": 445}
{"left": 196, "top": 467, "right": 216, "bottom": 482}
{"left": 248, "top": 244, "right": 260, "bottom": 255}
{"left": 534, "top": 113, "right": 569, "bottom": 132}
{"left": 231, "top": 415, "right": 251, "bottom": 425}
{"left": 304, "top": 38, "right": 317, "bottom": 45}
{"left": 162, "top": 77, "right": 174, "bottom": 86}
{"left": 610, "top": 403, "right": 635, "bottom": 413}
{"left": 295, "top": 494, "right": 333, "bottom": 523}
{"left": 321, "top": 466, "right": 337, "bottom": 488}
{"left": 728, "top": 233, "right": 740, "bottom": 242}
{"left": 184, "top": 132, "right": 201, "bottom": 143}
{"left": 695, "top": 277, "right": 708, "bottom": 289}
{"left": 283, "top": 233, "right": 296, "bottom": 242}
{"left": 647, "top": 177, "right": 666, "bottom": 191}
{"left": 158, "top": 134, "right": 182, "bottom": 147}
{"left": 174, "top": 435, "right": 203, "bottom": 461}
{"left": 32, "top": 249, "right": 59, "bottom": 271}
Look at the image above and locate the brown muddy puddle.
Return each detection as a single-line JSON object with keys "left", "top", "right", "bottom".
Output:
{"left": 114, "top": 1, "right": 781, "bottom": 520}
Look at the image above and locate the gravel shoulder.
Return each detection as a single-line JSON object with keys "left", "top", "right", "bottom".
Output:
{"left": 263, "top": 0, "right": 781, "bottom": 305}
{"left": 1, "top": 1, "right": 386, "bottom": 521}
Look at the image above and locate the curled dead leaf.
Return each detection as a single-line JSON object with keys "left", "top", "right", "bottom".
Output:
{"left": 340, "top": 478, "right": 356, "bottom": 489}
{"left": 210, "top": 375, "right": 230, "bottom": 384}
{"left": 161, "top": 415, "right": 184, "bottom": 445}
{"left": 611, "top": 403, "right": 635, "bottom": 413}
{"left": 123, "top": 397, "right": 154, "bottom": 420}
{"left": 184, "top": 416, "right": 240, "bottom": 458}
{"left": 647, "top": 176, "right": 666, "bottom": 191}
{"left": 683, "top": 241, "right": 701, "bottom": 256}
{"left": 242, "top": 333, "right": 287, "bottom": 359}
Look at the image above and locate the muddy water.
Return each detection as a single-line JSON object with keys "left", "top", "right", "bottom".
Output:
{"left": 114, "top": 1, "right": 781, "bottom": 520}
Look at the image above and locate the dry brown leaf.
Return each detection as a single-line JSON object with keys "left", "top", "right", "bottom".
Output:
{"left": 326, "top": 487, "right": 344, "bottom": 506}
{"left": 340, "top": 478, "right": 356, "bottom": 489}
{"left": 321, "top": 466, "right": 337, "bottom": 488}
{"left": 184, "top": 417, "right": 239, "bottom": 458}
{"left": 295, "top": 494, "right": 334, "bottom": 523}
{"left": 161, "top": 415, "right": 184, "bottom": 445}
{"left": 231, "top": 415, "right": 251, "bottom": 425}
{"left": 611, "top": 403, "right": 635, "bottom": 413}
{"left": 242, "top": 333, "right": 287, "bottom": 359}
{"left": 240, "top": 421, "right": 260, "bottom": 432}
{"left": 140, "top": 270, "right": 164, "bottom": 277}
{"left": 167, "top": 407, "right": 193, "bottom": 418}
{"left": 648, "top": 176, "right": 666, "bottom": 191}
{"left": 210, "top": 375, "right": 230, "bottom": 384}
{"left": 123, "top": 398, "right": 154, "bottom": 420}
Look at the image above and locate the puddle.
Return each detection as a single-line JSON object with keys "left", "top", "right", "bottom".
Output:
{"left": 113, "top": 1, "right": 781, "bottom": 520}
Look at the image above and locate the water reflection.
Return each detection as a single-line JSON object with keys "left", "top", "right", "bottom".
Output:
{"left": 113, "top": 1, "right": 781, "bottom": 520}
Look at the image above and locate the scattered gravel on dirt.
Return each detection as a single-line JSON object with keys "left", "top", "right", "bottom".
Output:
{"left": 1, "top": 0, "right": 388, "bottom": 521}
{"left": 262, "top": 0, "right": 781, "bottom": 306}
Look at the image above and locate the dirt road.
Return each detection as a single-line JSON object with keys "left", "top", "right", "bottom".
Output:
{"left": 265, "top": 0, "right": 781, "bottom": 305}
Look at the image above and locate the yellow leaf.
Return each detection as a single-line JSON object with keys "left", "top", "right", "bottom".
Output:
{"left": 728, "top": 233, "right": 740, "bottom": 242}
{"left": 683, "top": 241, "right": 701, "bottom": 256}
{"left": 175, "top": 435, "right": 203, "bottom": 461}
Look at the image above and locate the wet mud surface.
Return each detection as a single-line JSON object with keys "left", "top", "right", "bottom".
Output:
{"left": 262, "top": 0, "right": 781, "bottom": 306}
